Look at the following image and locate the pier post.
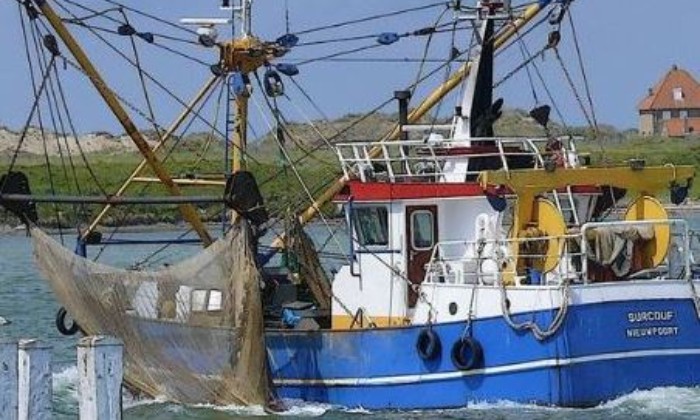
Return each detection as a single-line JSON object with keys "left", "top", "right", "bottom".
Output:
{"left": 77, "top": 336, "right": 123, "bottom": 420}
{"left": 0, "top": 340, "right": 18, "bottom": 420}
{"left": 17, "top": 339, "right": 52, "bottom": 420}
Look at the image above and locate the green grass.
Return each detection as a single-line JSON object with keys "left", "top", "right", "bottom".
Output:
{"left": 1, "top": 147, "right": 341, "bottom": 227}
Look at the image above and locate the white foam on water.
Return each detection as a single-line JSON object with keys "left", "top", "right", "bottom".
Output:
{"left": 181, "top": 399, "right": 335, "bottom": 417}
{"left": 123, "top": 394, "right": 168, "bottom": 410}
{"left": 599, "top": 386, "right": 700, "bottom": 415}
{"left": 52, "top": 365, "right": 78, "bottom": 400}
{"left": 187, "top": 402, "right": 268, "bottom": 416}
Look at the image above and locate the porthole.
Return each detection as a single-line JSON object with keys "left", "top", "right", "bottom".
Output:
{"left": 449, "top": 302, "right": 458, "bottom": 315}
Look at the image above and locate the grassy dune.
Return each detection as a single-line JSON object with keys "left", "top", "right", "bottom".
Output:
{"left": 2, "top": 111, "right": 700, "bottom": 226}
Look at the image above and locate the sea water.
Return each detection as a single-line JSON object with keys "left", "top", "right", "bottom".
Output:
{"left": 2, "top": 220, "right": 700, "bottom": 419}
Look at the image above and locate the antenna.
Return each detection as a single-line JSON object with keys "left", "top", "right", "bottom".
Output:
{"left": 220, "top": 0, "right": 253, "bottom": 37}
{"left": 455, "top": 0, "right": 513, "bottom": 22}
{"left": 180, "top": 0, "right": 253, "bottom": 41}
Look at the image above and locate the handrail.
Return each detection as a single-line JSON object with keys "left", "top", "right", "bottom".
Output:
{"left": 580, "top": 219, "right": 691, "bottom": 284}
{"left": 336, "top": 137, "right": 579, "bottom": 183}
{"left": 423, "top": 219, "right": 692, "bottom": 286}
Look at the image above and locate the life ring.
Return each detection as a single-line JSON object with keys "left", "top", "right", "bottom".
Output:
{"left": 55, "top": 307, "right": 80, "bottom": 336}
{"left": 416, "top": 328, "right": 441, "bottom": 361}
{"left": 451, "top": 337, "right": 483, "bottom": 370}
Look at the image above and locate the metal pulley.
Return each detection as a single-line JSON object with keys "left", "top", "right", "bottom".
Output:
{"left": 230, "top": 72, "right": 252, "bottom": 98}
{"left": 548, "top": 4, "right": 567, "bottom": 25}
{"left": 276, "top": 33, "right": 299, "bottom": 49}
{"left": 547, "top": 31, "right": 561, "bottom": 49}
{"left": 264, "top": 68, "right": 284, "bottom": 97}
{"left": 276, "top": 63, "right": 299, "bottom": 77}
{"left": 42, "top": 34, "right": 60, "bottom": 56}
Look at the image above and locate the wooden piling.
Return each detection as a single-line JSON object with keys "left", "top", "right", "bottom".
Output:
{"left": 77, "top": 336, "right": 123, "bottom": 420}
{"left": 17, "top": 339, "right": 52, "bottom": 420}
{"left": 0, "top": 340, "right": 18, "bottom": 420}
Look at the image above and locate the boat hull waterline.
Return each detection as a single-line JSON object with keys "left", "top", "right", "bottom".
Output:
{"left": 126, "top": 282, "right": 700, "bottom": 409}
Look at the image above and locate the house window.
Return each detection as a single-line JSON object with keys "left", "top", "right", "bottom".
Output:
{"left": 673, "top": 88, "right": 684, "bottom": 101}
{"left": 662, "top": 111, "right": 672, "bottom": 120}
{"left": 680, "top": 110, "right": 689, "bottom": 119}
{"left": 353, "top": 206, "right": 389, "bottom": 246}
{"left": 671, "top": 110, "right": 680, "bottom": 119}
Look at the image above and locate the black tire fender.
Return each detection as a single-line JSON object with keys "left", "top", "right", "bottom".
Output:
{"left": 55, "top": 307, "right": 80, "bottom": 336}
{"left": 416, "top": 328, "right": 441, "bottom": 361}
{"left": 451, "top": 336, "right": 483, "bottom": 370}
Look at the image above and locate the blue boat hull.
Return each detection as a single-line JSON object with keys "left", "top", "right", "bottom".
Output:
{"left": 266, "top": 297, "right": 700, "bottom": 409}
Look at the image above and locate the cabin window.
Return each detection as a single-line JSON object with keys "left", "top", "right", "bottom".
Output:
{"left": 411, "top": 211, "right": 435, "bottom": 250}
{"left": 191, "top": 289, "right": 223, "bottom": 312}
{"left": 353, "top": 206, "right": 389, "bottom": 246}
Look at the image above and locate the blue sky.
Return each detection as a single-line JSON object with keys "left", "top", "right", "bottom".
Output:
{"left": 1, "top": 0, "right": 699, "bottom": 135}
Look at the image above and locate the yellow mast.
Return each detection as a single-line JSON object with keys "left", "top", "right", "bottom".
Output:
{"left": 82, "top": 76, "right": 220, "bottom": 240}
{"left": 232, "top": 95, "right": 249, "bottom": 173}
{"left": 33, "top": 0, "right": 214, "bottom": 246}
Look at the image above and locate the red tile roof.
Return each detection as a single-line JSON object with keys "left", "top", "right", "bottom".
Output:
{"left": 638, "top": 66, "right": 700, "bottom": 111}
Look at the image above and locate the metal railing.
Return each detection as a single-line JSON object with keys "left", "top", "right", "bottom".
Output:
{"left": 423, "top": 233, "right": 583, "bottom": 286}
{"left": 335, "top": 136, "right": 581, "bottom": 183}
{"left": 423, "top": 219, "right": 692, "bottom": 286}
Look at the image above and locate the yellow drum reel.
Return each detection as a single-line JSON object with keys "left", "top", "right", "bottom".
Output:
{"left": 512, "top": 198, "right": 566, "bottom": 279}
{"left": 624, "top": 195, "right": 670, "bottom": 268}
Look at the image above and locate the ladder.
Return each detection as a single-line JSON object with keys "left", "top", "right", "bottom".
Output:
{"left": 551, "top": 186, "right": 580, "bottom": 226}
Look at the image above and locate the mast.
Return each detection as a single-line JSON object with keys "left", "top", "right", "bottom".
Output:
{"left": 82, "top": 77, "right": 219, "bottom": 240}
{"left": 223, "top": 0, "right": 253, "bottom": 174}
{"left": 32, "top": 0, "right": 214, "bottom": 246}
{"left": 288, "top": 1, "right": 558, "bottom": 234}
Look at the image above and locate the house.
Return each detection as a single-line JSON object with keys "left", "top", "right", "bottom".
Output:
{"left": 638, "top": 65, "right": 700, "bottom": 137}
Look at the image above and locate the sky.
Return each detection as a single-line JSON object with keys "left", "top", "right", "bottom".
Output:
{"left": 0, "top": 0, "right": 699, "bottom": 136}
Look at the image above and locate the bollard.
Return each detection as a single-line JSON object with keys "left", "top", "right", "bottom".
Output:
{"left": 0, "top": 340, "right": 18, "bottom": 420}
{"left": 17, "top": 339, "right": 52, "bottom": 420}
{"left": 77, "top": 336, "right": 124, "bottom": 420}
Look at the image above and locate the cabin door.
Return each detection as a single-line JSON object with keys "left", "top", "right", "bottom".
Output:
{"left": 405, "top": 205, "right": 438, "bottom": 308}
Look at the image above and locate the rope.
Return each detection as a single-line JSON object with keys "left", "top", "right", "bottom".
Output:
{"left": 499, "top": 275, "right": 571, "bottom": 341}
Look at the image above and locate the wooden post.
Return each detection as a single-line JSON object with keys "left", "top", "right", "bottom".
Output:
{"left": 77, "top": 336, "right": 123, "bottom": 420}
{"left": 0, "top": 340, "right": 18, "bottom": 420}
{"left": 17, "top": 339, "right": 52, "bottom": 420}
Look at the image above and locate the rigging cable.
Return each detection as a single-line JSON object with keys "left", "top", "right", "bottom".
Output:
{"left": 251, "top": 72, "right": 351, "bottom": 266}
{"left": 567, "top": 9, "right": 598, "bottom": 131}
{"left": 91, "top": 78, "right": 225, "bottom": 262}
{"left": 16, "top": 1, "right": 64, "bottom": 241}
{"left": 57, "top": 0, "right": 209, "bottom": 65}
{"left": 119, "top": 9, "right": 162, "bottom": 139}
{"left": 292, "top": 2, "right": 447, "bottom": 37}
{"left": 39, "top": 4, "right": 255, "bottom": 163}
{"left": 29, "top": 22, "right": 93, "bottom": 227}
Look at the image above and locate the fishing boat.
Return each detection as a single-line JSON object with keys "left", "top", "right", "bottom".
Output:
{"left": 4, "top": 0, "right": 700, "bottom": 410}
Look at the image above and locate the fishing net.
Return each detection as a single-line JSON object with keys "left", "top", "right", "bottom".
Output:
{"left": 286, "top": 217, "right": 333, "bottom": 311}
{"left": 31, "top": 221, "right": 268, "bottom": 406}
